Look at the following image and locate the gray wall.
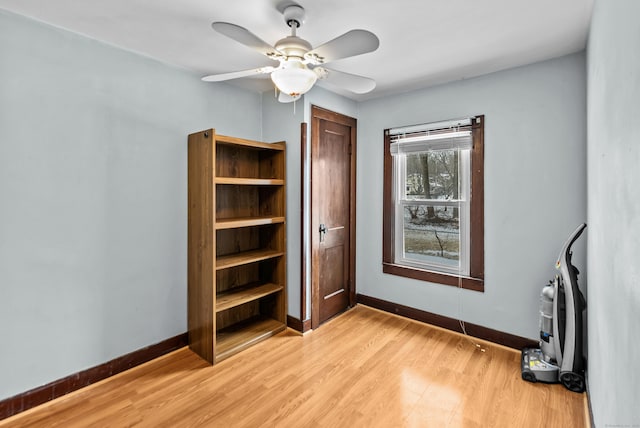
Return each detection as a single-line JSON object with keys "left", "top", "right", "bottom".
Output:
{"left": 0, "top": 10, "right": 263, "bottom": 400}
{"left": 587, "top": 0, "right": 640, "bottom": 425}
{"left": 356, "top": 52, "right": 587, "bottom": 339}
{"left": 261, "top": 94, "right": 304, "bottom": 317}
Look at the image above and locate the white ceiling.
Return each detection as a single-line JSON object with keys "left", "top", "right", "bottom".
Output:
{"left": 0, "top": 0, "right": 593, "bottom": 101}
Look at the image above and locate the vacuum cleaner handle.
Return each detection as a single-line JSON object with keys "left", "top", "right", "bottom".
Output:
{"left": 556, "top": 223, "right": 586, "bottom": 269}
{"left": 556, "top": 223, "right": 587, "bottom": 384}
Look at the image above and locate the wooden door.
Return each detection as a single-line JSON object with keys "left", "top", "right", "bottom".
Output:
{"left": 311, "top": 106, "right": 357, "bottom": 328}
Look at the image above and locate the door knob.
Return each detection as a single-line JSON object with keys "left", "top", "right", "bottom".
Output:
{"left": 319, "top": 223, "right": 327, "bottom": 242}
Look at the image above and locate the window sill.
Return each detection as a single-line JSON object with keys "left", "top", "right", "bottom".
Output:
{"left": 382, "top": 263, "right": 484, "bottom": 292}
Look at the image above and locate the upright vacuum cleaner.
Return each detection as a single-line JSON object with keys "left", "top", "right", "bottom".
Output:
{"left": 521, "top": 223, "right": 587, "bottom": 393}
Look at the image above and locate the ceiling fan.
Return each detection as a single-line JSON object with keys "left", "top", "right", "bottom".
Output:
{"left": 202, "top": 5, "right": 380, "bottom": 102}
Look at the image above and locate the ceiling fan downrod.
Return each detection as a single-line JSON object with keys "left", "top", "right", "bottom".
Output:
{"left": 274, "top": 6, "right": 311, "bottom": 60}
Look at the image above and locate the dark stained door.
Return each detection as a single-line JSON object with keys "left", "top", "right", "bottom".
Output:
{"left": 311, "top": 106, "right": 356, "bottom": 328}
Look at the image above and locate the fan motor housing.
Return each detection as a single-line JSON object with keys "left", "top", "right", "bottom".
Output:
{"left": 274, "top": 36, "right": 312, "bottom": 59}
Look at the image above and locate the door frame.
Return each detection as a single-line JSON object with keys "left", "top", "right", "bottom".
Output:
{"left": 310, "top": 105, "right": 357, "bottom": 329}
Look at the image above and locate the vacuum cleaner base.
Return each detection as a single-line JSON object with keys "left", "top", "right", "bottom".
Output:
{"left": 521, "top": 347, "right": 559, "bottom": 384}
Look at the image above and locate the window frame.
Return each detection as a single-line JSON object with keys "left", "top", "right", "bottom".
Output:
{"left": 382, "top": 116, "right": 484, "bottom": 292}
{"left": 393, "top": 149, "right": 471, "bottom": 275}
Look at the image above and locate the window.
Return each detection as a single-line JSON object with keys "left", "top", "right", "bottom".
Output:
{"left": 383, "top": 116, "right": 484, "bottom": 291}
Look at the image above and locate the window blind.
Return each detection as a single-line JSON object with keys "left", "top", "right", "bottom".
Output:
{"left": 389, "top": 130, "right": 472, "bottom": 155}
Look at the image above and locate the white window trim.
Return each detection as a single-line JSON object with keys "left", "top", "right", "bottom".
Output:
{"left": 391, "top": 145, "right": 471, "bottom": 276}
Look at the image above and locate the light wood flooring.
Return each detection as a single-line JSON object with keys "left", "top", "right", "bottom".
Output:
{"left": 1, "top": 305, "right": 588, "bottom": 427}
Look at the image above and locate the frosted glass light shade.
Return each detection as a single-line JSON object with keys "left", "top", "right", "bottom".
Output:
{"left": 271, "top": 61, "right": 317, "bottom": 97}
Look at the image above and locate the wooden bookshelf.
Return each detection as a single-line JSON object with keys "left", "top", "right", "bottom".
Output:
{"left": 215, "top": 216, "right": 286, "bottom": 230}
{"left": 216, "top": 283, "right": 284, "bottom": 312}
{"left": 188, "top": 129, "right": 287, "bottom": 365}
{"left": 215, "top": 177, "right": 285, "bottom": 186}
{"left": 216, "top": 316, "right": 286, "bottom": 362}
{"left": 216, "top": 249, "right": 285, "bottom": 270}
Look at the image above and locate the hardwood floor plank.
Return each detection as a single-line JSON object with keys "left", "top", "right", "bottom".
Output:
{"left": 0, "top": 305, "right": 587, "bottom": 428}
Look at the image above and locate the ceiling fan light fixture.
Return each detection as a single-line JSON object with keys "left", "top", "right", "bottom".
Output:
{"left": 271, "top": 60, "right": 317, "bottom": 97}
{"left": 204, "top": 6, "right": 379, "bottom": 97}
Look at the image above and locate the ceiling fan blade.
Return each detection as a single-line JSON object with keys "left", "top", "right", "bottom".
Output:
{"left": 202, "top": 66, "right": 275, "bottom": 82}
{"left": 315, "top": 67, "right": 376, "bottom": 94}
{"left": 212, "top": 22, "right": 282, "bottom": 59}
{"left": 305, "top": 30, "right": 379, "bottom": 65}
{"left": 278, "top": 92, "right": 301, "bottom": 103}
